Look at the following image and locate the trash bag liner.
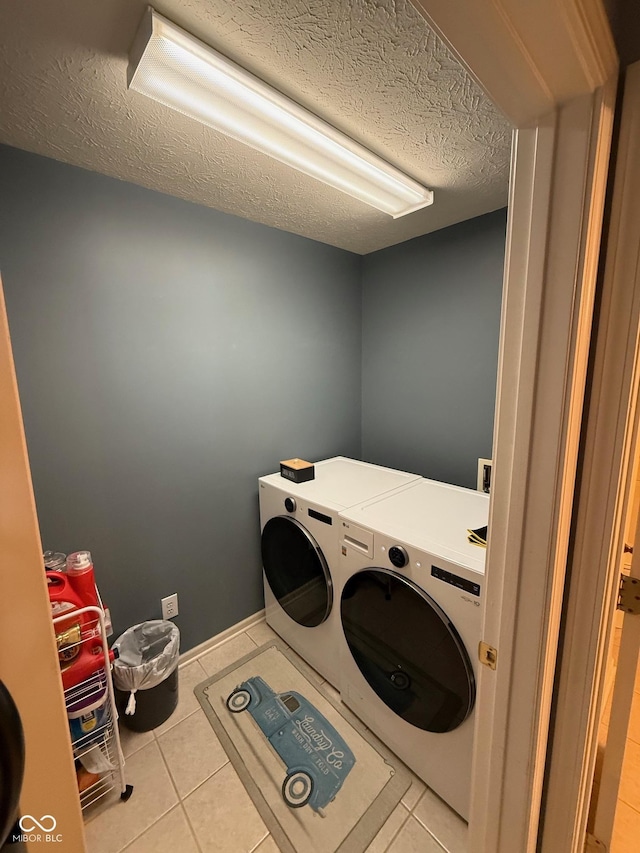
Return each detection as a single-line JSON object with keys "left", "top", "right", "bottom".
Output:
{"left": 113, "top": 620, "right": 180, "bottom": 715}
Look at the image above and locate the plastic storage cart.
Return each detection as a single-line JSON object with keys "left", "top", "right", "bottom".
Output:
{"left": 53, "top": 605, "right": 133, "bottom": 810}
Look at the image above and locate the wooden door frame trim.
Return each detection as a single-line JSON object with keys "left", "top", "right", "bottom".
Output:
{"left": 0, "top": 277, "right": 86, "bottom": 848}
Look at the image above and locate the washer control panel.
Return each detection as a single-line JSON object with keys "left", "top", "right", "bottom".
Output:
{"left": 284, "top": 497, "right": 296, "bottom": 513}
{"left": 431, "top": 565, "right": 481, "bottom": 597}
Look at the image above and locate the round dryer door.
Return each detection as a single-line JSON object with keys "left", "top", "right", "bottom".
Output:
{"left": 341, "top": 569, "right": 475, "bottom": 733}
{"left": 261, "top": 516, "right": 333, "bottom": 628}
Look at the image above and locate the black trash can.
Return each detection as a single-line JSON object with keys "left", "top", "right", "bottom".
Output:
{"left": 112, "top": 621, "right": 180, "bottom": 733}
{"left": 115, "top": 665, "right": 179, "bottom": 732}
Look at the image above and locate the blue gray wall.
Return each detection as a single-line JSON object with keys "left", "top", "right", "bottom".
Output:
{"left": 361, "top": 209, "right": 506, "bottom": 489}
{"left": 0, "top": 144, "right": 505, "bottom": 651}
{"left": 0, "top": 144, "right": 362, "bottom": 651}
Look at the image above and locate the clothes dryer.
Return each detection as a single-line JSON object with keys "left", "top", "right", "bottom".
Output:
{"left": 259, "top": 457, "right": 421, "bottom": 688}
{"left": 338, "top": 478, "right": 489, "bottom": 820}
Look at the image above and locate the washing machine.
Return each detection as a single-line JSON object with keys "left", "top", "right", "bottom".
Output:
{"left": 337, "top": 478, "right": 490, "bottom": 820}
{"left": 259, "top": 457, "right": 421, "bottom": 688}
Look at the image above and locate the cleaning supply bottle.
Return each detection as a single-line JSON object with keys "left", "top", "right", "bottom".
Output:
{"left": 61, "top": 643, "right": 116, "bottom": 691}
{"left": 47, "top": 569, "right": 115, "bottom": 689}
{"left": 47, "top": 571, "right": 88, "bottom": 666}
{"left": 66, "top": 550, "right": 99, "bottom": 609}
{"left": 43, "top": 551, "right": 67, "bottom": 572}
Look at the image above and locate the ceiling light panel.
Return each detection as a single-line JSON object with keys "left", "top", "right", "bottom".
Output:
{"left": 128, "top": 8, "right": 434, "bottom": 218}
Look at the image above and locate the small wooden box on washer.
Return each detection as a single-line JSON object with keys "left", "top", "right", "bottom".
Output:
{"left": 280, "top": 458, "right": 315, "bottom": 484}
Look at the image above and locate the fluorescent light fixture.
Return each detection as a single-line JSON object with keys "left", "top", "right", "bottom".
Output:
{"left": 128, "top": 7, "right": 434, "bottom": 218}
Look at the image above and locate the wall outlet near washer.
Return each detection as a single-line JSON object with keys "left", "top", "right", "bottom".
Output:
{"left": 161, "top": 593, "right": 179, "bottom": 620}
{"left": 477, "top": 458, "right": 492, "bottom": 494}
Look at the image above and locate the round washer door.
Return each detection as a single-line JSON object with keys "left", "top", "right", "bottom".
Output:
{"left": 341, "top": 568, "right": 475, "bottom": 732}
{"left": 261, "top": 516, "right": 333, "bottom": 628}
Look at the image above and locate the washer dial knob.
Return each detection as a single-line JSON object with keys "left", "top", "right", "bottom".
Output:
{"left": 284, "top": 497, "right": 296, "bottom": 513}
{"left": 388, "top": 546, "right": 408, "bottom": 568}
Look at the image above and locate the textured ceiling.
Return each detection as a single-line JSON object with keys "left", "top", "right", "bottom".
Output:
{"left": 0, "top": 0, "right": 511, "bottom": 254}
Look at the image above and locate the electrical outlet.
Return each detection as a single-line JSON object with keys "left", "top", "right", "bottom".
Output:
{"left": 477, "top": 458, "right": 492, "bottom": 494}
{"left": 161, "top": 593, "right": 179, "bottom": 620}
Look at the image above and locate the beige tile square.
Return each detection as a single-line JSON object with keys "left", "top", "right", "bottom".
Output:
{"left": 117, "top": 723, "right": 155, "bottom": 758}
{"left": 365, "top": 803, "right": 410, "bottom": 853}
{"left": 414, "top": 789, "right": 468, "bottom": 853}
{"left": 246, "top": 620, "right": 281, "bottom": 647}
{"left": 601, "top": 689, "right": 613, "bottom": 727}
{"left": 625, "top": 689, "right": 640, "bottom": 746}
{"left": 619, "top": 738, "right": 640, "bottom": 811}
{"left": 612, "top": 799, "right": 640, "bottom": 853}
{"left": 387, "top": 816, "right": 446, "bottom": 852}
{"left": 154, "top": 660, "right": 208, "bottom": 736}
{"left": 184, "top": 763, "right": 268, "bottom": 853}
{"left": 84, "top": 741, "right": 178, "bottom": 853}
{"left": 199, "top": 633, "right": 258, "bottom": 677}
{"left": 613, "top": 626, "right": 622, "bottom": 655}
{"left": 158, "top": 708, "right": 229, "bottom": 797}
{"left": 122, "top": 805, "right": 199, "bottom": 853}
{"left": 401, "top": 771, "right": 427, "bottom": 811}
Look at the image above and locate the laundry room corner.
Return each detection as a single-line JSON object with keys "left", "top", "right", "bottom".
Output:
{"left": 0, "top": 143, "right": 364, "bottom": 654}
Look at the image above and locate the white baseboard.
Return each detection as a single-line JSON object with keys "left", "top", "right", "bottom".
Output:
{"left": 178, "top": 609, "right": 266, "bottom": 667}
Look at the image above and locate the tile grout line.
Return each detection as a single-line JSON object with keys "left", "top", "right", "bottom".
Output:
{"left": 178, "top": 801, "right": 205, "bottom": 853}
{"left": 174, "top": 754, "right": 231, "bottom": 801}
{"left": 617, "top": 790, "right": 640, "bottom": 813}
{"left": 112, "top": 740, "right": 180, "bottom": 853}
{"left": 118, "top": 803, "right": 184, "bottom": 853}
{"left": 247, "top": 829, "right": 271, "bottom": 853}
{"left": 381, "top": 803, "right": 411, "bottom": 853}
{"left": 147, "top": 634, "right": 260, "bottom": 852}
{"left": 181, "top": 635, "right": 272, "bottom": 853}
{"left": 189, "top": 630, "right": 259, "bottom": 670}
{"left": 419, "top": 823, "right": 454, "bottom": 853}
{"left": 179, "top": 613, "right": 266, "bottom": 668}
{"left": 154, "top": 726, "right": 205, "bottom": 853}
{"left": 180, "top": 755, "right": 231, "bottom": 799}
{"left": 616, "top": 794, "right": 640, "bottom": 816}
{"left": 409, "top": 788, "right": 467, "bottom": 853}
{"left": 154, "top": 704, "right": 201, "bottom": 738}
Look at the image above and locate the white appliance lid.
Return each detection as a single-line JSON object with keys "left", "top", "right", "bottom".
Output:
{"left": 340, "top": 478, "right": 490, "bottom": 573}
{"left": 259, "top": 457, "right": 421, "bottom": 510}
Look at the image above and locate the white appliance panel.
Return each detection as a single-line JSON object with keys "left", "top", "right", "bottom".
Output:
{"left": 337, "top": 479, "right": 488, "bottom": 820}
{"left": 340, "top": 477, "right": 489, "bottom": 572}
{"left": 258, "top": 457, "right": 421, "bottom": 688}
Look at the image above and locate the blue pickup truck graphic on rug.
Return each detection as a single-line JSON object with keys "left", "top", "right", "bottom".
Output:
{"left": 226, "top": 675, "right": 355, "bottom": 813}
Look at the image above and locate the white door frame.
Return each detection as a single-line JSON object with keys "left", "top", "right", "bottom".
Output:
{"left": 410, "top": 2, "right": 617, "bottom": 850}
{"left": 540, "top": 61, "right": 640, "bottom": 852}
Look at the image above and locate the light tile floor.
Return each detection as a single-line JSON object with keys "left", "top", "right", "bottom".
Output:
{"left": 591, "top": 628, "right": 640, "bottom": 852}
{"left": 84, "top": 620, "right": 467, "bottom": 853}
{"left": 610, "top": 651, "right": 640, "bottom": 852}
